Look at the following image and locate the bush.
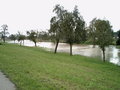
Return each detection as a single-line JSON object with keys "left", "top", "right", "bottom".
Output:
{"left": 0, "top": 43, "right": 2, "bottom": 45}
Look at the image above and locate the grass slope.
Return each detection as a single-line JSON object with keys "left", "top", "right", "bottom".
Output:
{"left": 0, "top": 44, "right": 120, "bottom": 90}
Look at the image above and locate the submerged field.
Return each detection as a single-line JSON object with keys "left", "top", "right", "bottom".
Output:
{"left": 0, "top": 44, "right": 120, "bottom": 90}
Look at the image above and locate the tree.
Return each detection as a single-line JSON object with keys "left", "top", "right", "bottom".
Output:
{"left": 73, "top": 6, "right": 86, "bottom": 43}
{"left": 116, "top": 30, "right": 120, "bottom": 45}
{"left": 62, "top": 6, "right": 85, "bottom": 56}
{"left": 49, "top": 4, "right": 65, "bottom": 53}
{"left": 117, "top": 30, "right": 120, "bottom": 38}
{"left": 17, "top": 32, "right": 26, "bottom": 46}
{"left": 95, "top": 19, "right": 113, "bottom": 62}
{"left": 27, "top": 30, "right": 38, "bottom": 47}
{"left": 50, "top": 5, "right": 86, "bottom": 55}
{"left": 88, "top": 18, "right": 97, "bottom": 47}
{"left": 9, "top": 34, "right": 17, "bottom": 43}
{"left": 49, "top": 16, "right": 61, "bottom": 53}
{"left": 0, "top": 32, "right": 3, "bottom": 44}
{"left": 1, "top": 24, "right": 8, "bottom": 43}
{"left": 0, "top": 32, "right": 2, "bottom": 41}
{"left": 62, "top": 12, "right": 75, "bottom": 56}
{"left": 38, "top": 31, "right": 50, "bottom": 41}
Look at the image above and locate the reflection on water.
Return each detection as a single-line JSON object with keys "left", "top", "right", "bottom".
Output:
{"left": 9, "top": 40, "right": 120, "bottom": 65}
{"left": 106, "top": 46, "right": 120, "bottom": 65}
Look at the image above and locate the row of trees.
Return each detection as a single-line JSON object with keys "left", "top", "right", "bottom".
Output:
{"left": 0, "top": 25, "right": 50, "bottom": 45}
{"left": 9, "top": 30, "right": 50, "bottom": 46}
{"left": 49, "top": 5, "right": 86, "bottom": 55}
{"left": 9, "top": 32, "right": 26, "bottom": 46}
{"left": 0, "top": 4, "right": 115, "bottom": 62}
{"left": 49, "top": 4, "right": 113, "bottom": 61}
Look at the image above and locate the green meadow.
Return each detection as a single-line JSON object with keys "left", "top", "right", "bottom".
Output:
{"left": 0, "top": 44, "right": 120, "bottom": 90}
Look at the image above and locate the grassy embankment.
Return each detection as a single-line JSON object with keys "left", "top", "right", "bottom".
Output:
{"left": 0, "top": 44, "right": 120, "bottom": 90}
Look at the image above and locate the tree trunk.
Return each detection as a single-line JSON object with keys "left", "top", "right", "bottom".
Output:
{"left": 23, "top": 40, "right": 24, "bottom": 45}
{"left": 93, "top": 38, "right": 95, "bottom": 48}
{"left": 20, "top": 41, "right": 22, "bottom": 46}
{"left": 3, "top": 32, "right": 5, "bottom": 43}
{"left": 54, "top": 39, "right": 59, "bottom": 54}
{"left": 35, "top": 42, "right": 37, "bottom": 47}
{"left": 3, "top": 36, "right": 5, "bottom": 43}
{"left": 70, "top": 43, "right": 72, "bottom": 56}
{"left": 102, "top": 47, "right": 105, "bottom": 62}
{"left": 93, "top": 44, "right": 95, "bottom": 48}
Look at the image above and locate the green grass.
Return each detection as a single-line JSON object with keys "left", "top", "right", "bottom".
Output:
{"left": 0, "top": 44, "right": 120, "bottom": 90}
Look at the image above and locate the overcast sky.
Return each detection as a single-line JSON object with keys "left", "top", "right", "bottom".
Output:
{"left": 0, "top": 0, "right": 120, "bottom": 34}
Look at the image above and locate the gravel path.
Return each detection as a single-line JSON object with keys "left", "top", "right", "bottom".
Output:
{"left": 0, "top": 71, "right": 16, "bottom": 90}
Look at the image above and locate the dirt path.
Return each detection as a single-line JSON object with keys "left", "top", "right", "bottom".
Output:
{"left": 0, "top": 71, "right": 16, "bottom": 90}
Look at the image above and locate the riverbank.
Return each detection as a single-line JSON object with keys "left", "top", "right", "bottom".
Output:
{"left": 0, "top": 44, "right": 120, "bottom": 90}
{"left": 8, "top": 40, "right": 120, "bottom": 65}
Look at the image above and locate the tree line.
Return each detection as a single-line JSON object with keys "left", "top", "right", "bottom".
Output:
{"left": 8, "top": 30, "right": 50, "bottom": 46}
{"left": 49, "top": 4, "right": 113, "bottom": 62}
{"left": 0, "top": 4, "right": 119, "bottom": 62}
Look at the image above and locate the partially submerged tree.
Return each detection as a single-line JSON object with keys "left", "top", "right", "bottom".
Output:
{"left": 62, "top": 12, "right": 75, "bottom": 56}
{"left": 62, "top": 6, "right": 85, "bottom": 56}
{"left": 50, "top": 5, "right": 86, "bottom": 55}
{"left": 9, "top": 34, "right": 17, "bottom": 43}
{"left": 1, "top": 24, "right": 8, "bottom": 43}
{"left": 17, "top": 32, "right": 26, "bottom": 46}
{"left": 27, "top": 30, "right": 38, "bottom": 47}
{"left": 95, "top": 19, "right": 113, "bottom": 61}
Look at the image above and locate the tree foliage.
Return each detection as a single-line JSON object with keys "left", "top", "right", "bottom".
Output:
{"left": 95, "top": 19, "right": 113, "bottom": 61}
{"left": 88, "top": 18, "right": 97, "bottom": 47}
{"left": 50, "top": 5, "right": 86, "bottom": 55}
{"left": 38, "top": 31, "right": 50, "bottom": 41}
{"left": 116, "top": 30, "right": 120, "bottom": 45}
{"left": 1, "top": 24, "right": 9, "bottom": 43}
{"left": 73, "top": 6, "right": 86, "bottom": 43}
{"left": 62, "top": 6, "right": 85, "bottom": 55}
{"left": 9, "top": 34, "right": 17, "bottom": 43}
{"left": 27, "top": 30, "right": 38, "bottom": 47}
{"left": 49, "top": 4, "right": 65, "bottom": 53}
{"left": 62, "top": 12, "right": 75, "bottom": 55}
{"left": 17, "top": 32, "right": 26, "bottom": 46}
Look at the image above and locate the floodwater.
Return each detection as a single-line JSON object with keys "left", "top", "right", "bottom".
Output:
{"left": 9, "top": 40, "right": 120, "bottom": 65}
